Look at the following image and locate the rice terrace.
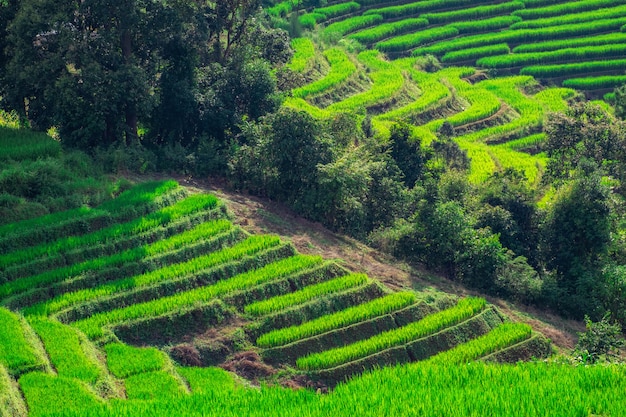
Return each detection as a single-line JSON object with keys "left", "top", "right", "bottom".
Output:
{"left": 2, "top": 0, "right": 626, "bottom": 415}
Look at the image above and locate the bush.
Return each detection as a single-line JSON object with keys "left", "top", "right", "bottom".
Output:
{"left": 573, "top": 314, "right": 625, "bottom": 364}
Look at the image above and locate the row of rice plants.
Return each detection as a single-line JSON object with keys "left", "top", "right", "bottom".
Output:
{"left": 477, "top": 43, "right": 626, "bottom": 69}
{"left": 422, "top": 1, "right": 524, "bottom": 24}
{"left": 257, "top": 291, "right": 417, "bottom": 349}
{"left": 323, "top": 14, "right": 382, "bottom": 37}
{"left": 71, "top": 255, "right": 322, "bottom": 338}
{"left": 125, "top": 371, "right": 187, "bottom": 401}
{"left": 458, "top": 140, "right": 498, "bottom": 184}
{"left": 286, "top": 38, "right": 316, "bottom": 73}
{"left": 37, "top": 362, "right": 626, "bottom": 416}
{"left": 501, "top": 133, "right": 546, "bottom": 151}
{"left": 442, "top": 43, "right": 510, "bottom": 64}
{"left": 299, "top": 2, "right": 361, "bottom": 27}
{"left": 27, "top": 317, "right": 116, "bottom": 397}
{"left": 514, "top": 32, "right": 626, "bottom": 53}
{"left": 376, "top": 62, "right": 451, "bottom": 122}
{"left": 0, "top": 193, "right": 219, "bottom": 270}
{"left": 0, "top": 180, "right": 179, "bottom": 246}
{"left": 0, "top": 308, "right": 49, "bottom": 377}
{"left": 104, "top": 343, "right": 167, "bottom": 379}
{"left": 178, "top": 367, "right": 236, "bottom": 395}
{"left": 520, "top": 58, "right": 626, "bottom": 78}
{"left": 364, "top": 0, "right": 494, "bottom": 19}
{"left": 449, "top": 16, "right": 521, "bottom": 34}
{"left": 413, "top": 18, "right": 626, "bottom": 57}
{"left": 266, "top": 0, "right": 302, "bottom": 17}
{"left": 488, "top": 146, "right": 546, "bottom": 185}
{"left": 438, "top": 70, "right": 502, "bottom": 127}
{"left": 327, "top": 51, "right": 405, "bottom": 112}
{"left": 245, "top": 273, "right": 368, "bottom": 317}
{"left": 562, "top": 75, "right": 626, "bottom": 90}
{"left": 512, "top": 0, "right": 623, "bottom": 20}
{"left": 296, "top": 297, "right": 486, "bottom": 370}
{"left": 511, "top": 3, "right": 626, "bottom": 29}
{"left": 32, "top": 235, "right": 282, "bottom": 318}
{"left": 427, "top": 323, "right": 532, "bottom": 364}
{"left": 375, "top": 26, "right": 459, "bottom": 53}
{"left": 1, "top": 219, "right": 234, "bottom": 301}
{"left": 292, "top": 49, "right": 356, "bottom": 99}
{"left": 348, "top": 18, "right": 428, "bottom": 44}
{"left": 19, "top": 372, "right": 103, "bottom": 417}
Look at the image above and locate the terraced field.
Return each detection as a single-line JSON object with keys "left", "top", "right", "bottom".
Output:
{"left": 276, "top": 0, "right": 626, "bottom": 183}
{"left": 0, "top": 179, "right": 552, "bottom": 415}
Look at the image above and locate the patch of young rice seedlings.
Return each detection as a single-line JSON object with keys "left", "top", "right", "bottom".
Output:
{"left": 477, "top": 43, "right": 626, "bottom": 69}
{"left": 442, "top": 44, "right": 510, "bottom": 64}
{"left": 71, "top": 255, "right": 322, "bottom": 338}
{"left": 292, "top": 48, "right": 356, "bottom": 99}
{"left": 0, "top": 180, "right": 178, "bottom": 243}
{"left": 503, "top": 133, "right": 546, "bottom": 151}
{"left": 377, "top": 67, "right": 450, "bottom": 121}
{"left": 38, "top": 235, "right": 282, "bottom": 319}
{"left": 28, "top": 317, "right": 101, "bottom": 384}
{"left": 489, "top": 147, "right": 546, "bottom": 185}
{"left": 562, "top": 75, "right": 626, "bottom": 90}
{"left": 245, "top": 273, "right": 369, "bottom": 317}
{"left": 283, "top": 97, "right": 332, "bottom": 119}
{"left": 365, "top": 0, "right": 494, "bottom": 19}
{"left": 459, "top": 140, "right": 498, "bottom": 184}
{"left": 19, "top": 372, "right": 103, "bottom": 417}
{"left": 9, "top": 220, "right": 234, "bottom": 305}
{"left": 296, "top": 297, "right": 486, "bottom": 370}
{"left": 449, "top": 16, "right": 522, "bottom": 34}
{"left": 266, "top": 0, "right": 302, "bottom": 17}
{"left": 533, "top": 88, "right": 576, "bottom": 113}
{"left": 257, "top": 291, "right": 417, "bottom": 349}
{"left": 287, "top": 38, "right": 316, "bottom": 73}
{"left": 178, "top": 367, "right": 236, "bottom": 394}
{"left": 0, "top": 308, "right": 47, "bottom": 377}
{"left": 323, "top": 15, "right": 383, "bottom": 37}
{"left": 375, "top": 26, "right": 459, "bottom": 53}
{"left": 0, "top": 193, "right": 219, "bottom": 271}
{"left": 348, "top": 18, "right": 428, "bottom": 45}
{"left": 428, "top": 323, "right": 532, "bottom": 364}
{"left": 314, "top": 2, "right": 360, "bottom": 19}
{"left": 513, "top": 32, "right": 626, "bottom": 53}
{"left": 423, "top": 1, "right": 524, "bottom": 25}
{"left": 512, "top": 4, "right": 626, "bottom": 30}
{"left": 104, "top": 343, "right": 166, "bottom": 379}
{"left": 512, "top": 0, "right": 625, "bottom": 20}
{"left": 413, "top": 18, "right": 626, "bottom": 57}
{"left": 125, "top": 371, "right": 187, "bottom": 401}
{"left": 520, "top": 59, "right": 626, "bottom": 78}
{"left": 327, "top": 51, "right": 405, "bottom": 112}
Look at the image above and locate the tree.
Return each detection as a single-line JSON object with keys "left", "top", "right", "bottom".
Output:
{"left": 389, "top": 123, "right": 431, "bottom": 188}
{"left": 574, "top": 314, "right": 624, "bottom": 364}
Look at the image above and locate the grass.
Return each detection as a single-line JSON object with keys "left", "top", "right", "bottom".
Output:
{"left": 71, "top": 255, "right": 322, "bottom": 338}
{"left": 245, "top": 273, "right": 369, "bottom": 317}
{"left": 28, "top": 317, "right": 102, "bottom": 384}
{"left": 104, "top": 343, "right": 166, "bottom": 379}
{"left": 125, "top": 371, "right": 187, "bottom": 400}
{"left": 30, "top": 235, "right": 281, "bottom": 319}
{"left": 8, "top": 219, "right": 233, "bottom": 306}
{"left": 257, "top": 292, "right": 418, "bottom": 349}
{"left": 0, "top": 308, "right": 47, "bottom": 376}
{"left": 296, "top": 297, "right": 485, "bottom": 370}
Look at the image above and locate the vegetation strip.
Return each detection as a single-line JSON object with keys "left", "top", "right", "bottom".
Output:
{"left": 72, "top": 255, "right": 321, "bottom": 338}
{"left": 0, "top": 193, "right": 219, "bottom": 271}
{"left": 245, "top": 273, "right": 368, "bottom": 316}
{"left": 32, "top": 235, "right": 281, "bottom": 319}
{"left": 296, "top": 297, "right": 486, "bottom": 370}
{"left": 257, "top": 291, "right": 418, "bottom": 348}
{"left": 0, "top": 308, "right": 47, "bottom": 376}
{"left": 427, "top": 323, "right": 533, "bottom": 364}
{"left": 104, "top": 343, "right": 167, "bottom": 379}
{"left": 4, "top": 219, "right": 233, "bottom": 303}
{"left": 292, "top": 49, "right": 356, "bottom": 99}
